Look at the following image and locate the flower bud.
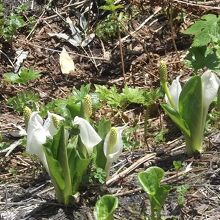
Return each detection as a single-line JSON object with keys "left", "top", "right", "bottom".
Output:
{"left": 107, "top": 127, "right": 117, "bottom": 155}
{"left": 23, "top": 106, "right": 32, "bottom": 128}
{"left": 51, "top": 114, "right": 61, "bottom": 129}
{"left": 159, "top": 60, "right": 168, "bottom": 85}
{"left": 82, "top": 94, "right": 92, "bottom": 119}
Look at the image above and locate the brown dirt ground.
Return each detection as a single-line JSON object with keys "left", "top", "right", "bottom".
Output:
{"left": 0, "top": 0, "right": 220, "bottom": 219}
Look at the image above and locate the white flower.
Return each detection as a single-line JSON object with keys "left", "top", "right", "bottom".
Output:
{"left": 201, "top": 70, "right": 220, "bottom": 109}
{"left": 103, "top": 126, "right": 125, "bottom": 177}
{"left": 26, "top": 112, "right": 63, "bottom": 172}
{"left": 165, "top": 76, "right": 182, "bottom": 110}
{"left": 166, "top": 72, "right": 220, "bottom": 111}
{"left": 72, "top": 116, "right": 102, "bottom": 155}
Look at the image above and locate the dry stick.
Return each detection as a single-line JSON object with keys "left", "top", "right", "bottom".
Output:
{"left": 118, "top": 29, "right": 126, "bottom": 85}
{"left": 144, "top": 107, "right": 150, "bottom": 150}
{"left": 106, "top": 153, "right": 156, "bottom": 186}
{"left": 168, "top": 5, "right": 180, "bottom": 60}
{"left": 173, "top": 0, "right": 220, "bottom": 10}
{"left": 0, "top": 50, "right": 14, "bottom": 67}
{"left": 26, "top": 0, "right": 54, "bottom": 39}
{"left": 115, "top": 7, "right": 162, "bottom": 47}
{"left": 114, "top": 167, "right": 192, "bottom": 196}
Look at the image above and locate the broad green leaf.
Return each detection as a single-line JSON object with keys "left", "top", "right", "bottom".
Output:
{"left": 185, "top": 46, "right": 220, "bottom": 70}
{"left": 66, "top": 102, "right": 81, "bottom": 118}
{"left": 94, "top": 119, "right": 111, "bottom": 169}
{"left": 138, "top": 166, "right": 164, "bottom": 196}
{"left": 45, "top": 125, "right": 72, "bottom": 204}
{"left": 161, "top": 104, "right": 190, "bottom": 137}
{"left": 184, "top": 14, "right": 220, "bottom": 47}
{"left": 94, "top": 195, "right": 118, "bottom": 220}
{"left": 152, "top": 185, "right": 171, "bottom": 211}
{"left": 68, "top": 146, "right": 90, "bottom": 194}
{"left": 97, "top": 119, "right": 111, "bottom": 139}
{"left": 44, "top": 139, "right": 65, "bottom": 191}
{"left": 179, "top": 76, "right": 203, "bottom": 149}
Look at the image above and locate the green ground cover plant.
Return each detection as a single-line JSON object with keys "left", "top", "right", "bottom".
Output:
{"left": 138, "top": 166, "right": 171, "bottom": 220}
{"left": 0, "top": 1, "right": 33, "bottom": 42}
{"left": 184, "top": 14, "right": 220, "bottom": 71}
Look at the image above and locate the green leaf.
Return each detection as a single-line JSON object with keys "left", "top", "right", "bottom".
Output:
{"left": 173, "top": 160, "right": 183, "bottom": 171}
{"left": 44, "top": 139, "right": 65, "bottom": 192}
{"left": 151, "top": 185, "right": 171, "bottom": 211}
{"left": 41, "top": 98, "right": 69, "bottom": 118}
{"left": 94, "top": 195, "right": 118, "bottom": 220}
{"left": 72, "top": 84, "right": 91, "bottom": 101}
{"left": 138, "top": 167, "right": 170, "bottom": 217}
{"left": 66, "top": 101, "right": 81, "bottom": 118}
{"left": 44, "top": 125, "right": 72, "bottom": 204}
{"left": 18, "top": 68, "right": 41, "bottom": 84}
{"left": 179, "top": 76, "right": 203, "bottom": 153}
{"left": 184, "top": 14, "right": 220, "bottom": 47}
{"left": 138, "top": 166, "right": 165, "bottom": 196}
{"left": 121, "top": 86, "right": 145, "bottom": 105}
{"left": 185, "top": 46, "right": 220, "bottom": 70}
{"left": 3, "top": 69, "right": 41, "bottom": 84}
{"left": 7, "top": 90, "right": 40, "bottom": 113}
{"left": 97, "top": 119, "right": 111, "bottom": 139}
{"left": 68, "top": 144, "right": 90, "bottom": 194}
{"left": 161, "top": 104, "right": 190, "bottom": 137}
{"left": 3, "top": 72, "right": 20, "bottom": 83}
{"left": 95, "top": 85, "right": 123, "bottom": 108}
{"left": 94, "top": 119, "right": 111, "bottom": 169}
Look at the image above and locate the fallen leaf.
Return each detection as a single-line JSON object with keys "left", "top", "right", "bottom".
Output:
{"left": 59, "top": 47, "right": 75, "bottom": 74}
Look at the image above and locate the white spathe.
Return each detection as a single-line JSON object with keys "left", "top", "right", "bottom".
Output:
{"left": 165, "top": 76, "right": 182, "bottom": 110}
{"left": 201, "top": 70, "right": 220, "bottom": 108}
{"left": 103, "top": 126, "right": 125, "bottom": 177}
{"left": 103, "top": 127, "right": 124, "bottom": 163}
{"left": 166, "top": 72, "right": 220, "bottom": 111}
{"left": 72, "top": 116, "right": 102, "bottom": 155}
{"left": 26, "top": 112, "right": 63, "bottom": 172}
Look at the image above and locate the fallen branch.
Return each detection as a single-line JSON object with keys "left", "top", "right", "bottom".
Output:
{"left": 106, "top": 153, "right": 156, "bottom": 186}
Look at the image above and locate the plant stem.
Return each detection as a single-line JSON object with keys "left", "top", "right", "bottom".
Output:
{"left": 58, "top": 126, "right": 72, "bottom": 205}
{"left": 144, "top": 107, "right": 150, "bottom": 150}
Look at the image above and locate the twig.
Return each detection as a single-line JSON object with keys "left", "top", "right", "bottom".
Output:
{"left": 106, "top": 153, "right": 156, "bottom": 186}
{"left": 167, "top": 5, "right": 180, "bottom": 60}
{"left": 118, "top": 29, "right": 126, "bottom": 85}
{"left": 26, "top": 0, "right": 53, "bottom": 39}
{"left": 173, "top": 0, "right": 220, "bottom": 10}
{"left": 116, "top": 7, "right": 162, "bottom": 46}
{"left": 0, "top": 50, "right": 14, "bottom": 68}
{"left": 114, "top": 166, "right": 192, "bottom": 196}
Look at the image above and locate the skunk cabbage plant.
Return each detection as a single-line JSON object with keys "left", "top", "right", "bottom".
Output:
{"left": 24, "top": 92, "right": 126, "bottom": 205}
{"left": 94, "top": 194, "right": 118, "bottom": 220}
{"left": 26, "top": 111, "right": 64, "bottom": 172}
{"left": 25, "top": 108, "right": 102, "bottom": 205}
{"left": 160, "top": 63, "right": 220, "bottom": 155}
{"left": 138, "top": 166, "right": 170, "bottom": 220}
{"left": 103, "top": 126, "right": 125, "bottom": 178}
